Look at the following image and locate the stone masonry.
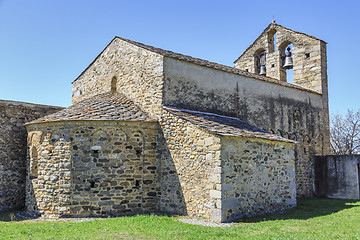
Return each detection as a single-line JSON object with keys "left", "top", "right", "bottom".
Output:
{"left": 26, "top": 121, "right": 157, "bottom": 217}
{"left": 0, "top": 22, "right": 329, "bottom": 222}
{"left": 0, "top": 100, "right": 62, "bottom": 212}
{"left": 221, "top": 137, "right": 296, "bottom": 221}
{"left": 159, "top": 107, "right": 296, "bottom": 222}
{"left": 233, "top": 22, "right": 330, "bottom": 197}
{"left": 24, "top": 92, "right": 158, "bottom": 217}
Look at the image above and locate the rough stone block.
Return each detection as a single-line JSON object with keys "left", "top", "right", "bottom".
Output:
{"left": 209, "top": 190, "right": 222, "bottom": 199}
{"left": 204, "top": 137, "right": 214, "bottom": 146}
{"left": 222, "top": 198, "right": 239, "bottom": 209}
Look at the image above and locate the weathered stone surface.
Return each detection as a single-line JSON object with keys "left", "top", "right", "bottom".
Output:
{"left": 233, "top": 23, "right": 330, "bottom": 197}
{"left": 72, "top": 38, "right": 164, "bottom": 118}
{"left": 162, "top": 34, "right": 329, "bottom": 197}
{"left": 220, "top": 137, "right": 296, "bottom": 222}
{"left": 315, "top": 155, "right": 360, "bottom": 199}
{"left": 0, "top": 100, "right": 62, "bottom": 212}
{"left": 157, "top": 109, "right": 222, "bottom": 220}
{"left": 2, "top": 23, "right": 328, "bottom": 222}
{"left": 25, "top": 120, "right": 158, "bottom": 217}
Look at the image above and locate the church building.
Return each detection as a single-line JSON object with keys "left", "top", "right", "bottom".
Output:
{"left": 23, "top": 22, "right": 329, "bottom": 222}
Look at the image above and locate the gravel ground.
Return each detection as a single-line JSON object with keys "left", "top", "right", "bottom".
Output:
{"left": 7, "top": 211, "right": 236, "bottom": 227}
{"left": 177, "top": 218, "right": 235, "bottom": 227}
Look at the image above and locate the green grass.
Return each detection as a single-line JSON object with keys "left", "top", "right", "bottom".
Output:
{"left": 0, "top": 198, "right": 359, "bottom": 239}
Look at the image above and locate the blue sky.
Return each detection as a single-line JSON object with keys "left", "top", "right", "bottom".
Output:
{"left": 0, "top": 0, "right": 359, "bottom": 115}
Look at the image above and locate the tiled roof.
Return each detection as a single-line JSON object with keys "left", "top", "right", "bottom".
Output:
{"left": 115, "top": 36, "right": 318, "bottom": 94}
{"left": 0, "top": 99, "right": 64, "bottom": 110}
{"left": 26, "top": 92, "right": 155, "bottom": 125}
{"left": 73, "top": 36, "right": 319, "bottom": 95}
{"left": 164, "top": 106, "right": 295, "bottom": 143}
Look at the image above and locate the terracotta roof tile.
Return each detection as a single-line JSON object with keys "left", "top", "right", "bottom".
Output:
{"left": 164, "top": 106, "right": 295, "bottom": 143}
{"left": 26, "top": 92, "right": 155, "bottom": 125}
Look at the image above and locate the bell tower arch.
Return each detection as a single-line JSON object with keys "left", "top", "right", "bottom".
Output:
{"left": 234, "top": 22, "right": 327, "bottom": 94}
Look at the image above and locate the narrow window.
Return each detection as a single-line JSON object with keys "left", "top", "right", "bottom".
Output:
{"left": 279, "top": 41, "right": 294, "bottom": 82}
{"left": 111, "top": 76, "right": 117, "bottom": 92}
{"left": 268, "top": 29, "right": 277, "bottom": 53}
{"left": 284, "top": 43, "right": 294, "bottom": 83}
{"left": 30, "top": 146, "right": 38, "bottom": 179}
{"left": 254, "top": 49, "right": 266, "bottom": 75}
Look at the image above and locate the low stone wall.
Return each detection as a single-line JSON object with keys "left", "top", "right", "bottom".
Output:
{"left": 221, "top": 137, "right": 296, "bottom": 222}
{"left": 157, "top": 110, "right": 222, "bottom": 220}
{"left": 25, "top": 120, "right": 158, "bottom": 217}
{"left": 315, "top": 155, "right": 360, "bottom": 199}
{"left": 0, "top": 100, "right": 62, "bottom": 212}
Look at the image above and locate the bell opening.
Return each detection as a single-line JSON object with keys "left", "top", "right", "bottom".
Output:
{"left": 255, "top": 49, "right": 267, "bottom": 75}
{"left": 282, "top": 45, "right": 293, "bottom": 70}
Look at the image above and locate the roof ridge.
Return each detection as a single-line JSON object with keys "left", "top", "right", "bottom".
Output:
{"left": 73, "top": 35, "right": 320, "bottom": 95}
{"left": 114, "top": 37, "right": 319, "bottom": 94}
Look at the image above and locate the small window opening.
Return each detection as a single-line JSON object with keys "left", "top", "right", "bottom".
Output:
{"left": 30, "top": 146, "right": 38, "bottom": 179}
{"left": 279, "top": 42, "right": 294, "bottom": 83}
{"left": 285, "top": 43, "right": 294, "bottom": 83}
{"left": 111, "top": 76, "right": 117, "bottom": 92}
{"left": 268, "top": 29, "right": 277, "bottom": 53}
{"left": 254, "top": 49, "right": 266, "bottom": 75}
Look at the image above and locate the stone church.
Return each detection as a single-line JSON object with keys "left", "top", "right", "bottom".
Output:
{"left": 0, "top": 22, "right": 329, "bottom": 222}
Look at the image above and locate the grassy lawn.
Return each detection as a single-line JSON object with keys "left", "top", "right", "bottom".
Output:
{"left": 0, "top": 198, "right": 359, "bottom": 239}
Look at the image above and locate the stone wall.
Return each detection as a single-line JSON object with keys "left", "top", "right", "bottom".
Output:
{"left": 72, "top": 37, "right": 164, "bottom": 117}
{"left": 234, "top": 23, "right": 327, "bottom": 94}
{"left": 157, "top": 109, "right": 222, "bottom": 220}
{"left": 25, "top": 120, "right": 158, "bottom": 217}
{"left": 0, "top": 100, "right": 62, "bottom": 212}
{"left": 315, "top": 155, "right": 360, "bottom": 199}
{"left": 163, "top": 57, "right": 328, "bottom": 197}
{"left": 70, "top": 33, "right": 329, "bottom": 199}
{"left": 220, "top": 137, "right": 296, "bottom": 222}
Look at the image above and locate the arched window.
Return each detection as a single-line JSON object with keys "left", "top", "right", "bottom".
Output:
{"left": 268, "top": 29, "right": 277, "bottom": 53}
{"left": 279, "top": 41, "right": 294, "bottom": 83}
{"left": 30, "top": 146, "right": 38, "bottom": 179}
{"left": 111, "top": 76, "right": 117, "bottom": 92}
{"left": 254, "top": 48, "right": 266, "bottom": 75}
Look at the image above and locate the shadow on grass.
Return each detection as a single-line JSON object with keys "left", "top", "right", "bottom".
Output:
{"left": 0, "top": 208, "right": 38, "bottom": 222}
{"left": 242, "top": 198, "right": 360, "bottom": 223}
{"left": 0, "top": 209, "right": 176, "bottom": 223}
{"left": 2, "top": 198, "right": 359, "bottom": 224}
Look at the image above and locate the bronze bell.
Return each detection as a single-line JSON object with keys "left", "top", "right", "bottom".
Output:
{"left": 259, "top": 65, "right": 266, "bottom": 75}
{"left": 283, "top": 47, "right": 293, "bottom": 69}
{"left": 258, "top": 52, "right": 266, "bottom": 75}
